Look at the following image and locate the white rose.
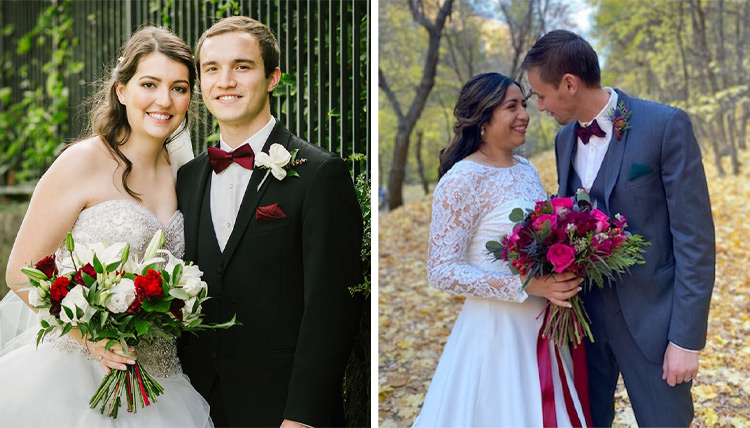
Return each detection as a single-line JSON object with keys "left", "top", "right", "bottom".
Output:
{"left": 105, "top": 278, "right": 136, "bottom": 313}
{"left": 255, "top": 143, "right": 291, "bottom": 180}
{"left": 59, "top": 285, "right": 93, "bottom": 325}
{"left": 183, "top": 277, "right": 206, "bottom": 298}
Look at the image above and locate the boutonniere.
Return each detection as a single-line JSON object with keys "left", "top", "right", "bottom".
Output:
{"left": 255, "top": 143, "right": 308, "bottom": 191}
{"left": 606, "top": 101, "right": 632, "bottom": 140}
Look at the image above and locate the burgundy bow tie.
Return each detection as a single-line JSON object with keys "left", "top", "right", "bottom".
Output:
{"left": 208, "top": 144, "right": 255, "bottom": 173}
{"left": 576, "top": 119, "right": 606, "bottom": 144}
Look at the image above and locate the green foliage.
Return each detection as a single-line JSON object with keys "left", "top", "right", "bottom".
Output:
{"left": 349, "top": 172, "right": 371, "bottom": 298}
{"left": 0, "top": 0, "right": 83, "bottom": 183}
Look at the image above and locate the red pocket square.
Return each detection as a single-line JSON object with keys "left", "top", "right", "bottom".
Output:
{"left": 256, "top": 203, "right": 286, "bottom": 221}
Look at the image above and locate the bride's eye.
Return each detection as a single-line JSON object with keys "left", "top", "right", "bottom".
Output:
{"left": 141, "top": 82, "right": 156, "bottom": 89}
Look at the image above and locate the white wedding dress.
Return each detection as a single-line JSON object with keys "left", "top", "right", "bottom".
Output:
{"left": 414, "top": 158, "right": 588, "bottom": 427}
{"left": 0, "top": 200, "right": 212, "bottom": 427}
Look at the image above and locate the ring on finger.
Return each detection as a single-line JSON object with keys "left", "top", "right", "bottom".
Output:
{"left": 99, "top": 355, "right": 103, "bottom": 361}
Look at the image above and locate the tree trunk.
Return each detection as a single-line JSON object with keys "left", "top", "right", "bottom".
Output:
{"left": 415, "top": 130, "right": 430, "bottom": 195}
{"left": 388, "top": 125, "right": 410, "bottom": 210}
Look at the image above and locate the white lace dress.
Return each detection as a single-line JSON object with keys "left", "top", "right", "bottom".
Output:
{"left": 0, "top": 200, "right": 212, "bottom": 427}
{"left": 413, "top": 158, "right": 588, "bottom": 427}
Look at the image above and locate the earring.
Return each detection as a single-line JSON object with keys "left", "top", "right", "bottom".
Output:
{"left": 480, "top": 128, "right": 485, "bottom": 136}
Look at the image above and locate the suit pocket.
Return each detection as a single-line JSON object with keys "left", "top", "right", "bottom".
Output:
{"left": 625, "top": 169, "right": 658, "bottom": 189}
{"left": 251, "top": 215, "right": 293, "bottom": 233}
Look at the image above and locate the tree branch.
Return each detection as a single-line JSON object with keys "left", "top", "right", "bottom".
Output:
{"left": 378, "top": 67, "right": 405, "bottom": 123}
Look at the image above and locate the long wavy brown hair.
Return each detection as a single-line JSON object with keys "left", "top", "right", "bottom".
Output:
{"left": 84, "top": 26, "right": 197, "bottom": 200}
{"left": 438, "top": 73, "right": 521, "bottom": 179}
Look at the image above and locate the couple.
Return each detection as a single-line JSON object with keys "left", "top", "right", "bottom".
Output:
{"left": 416, "top": 30, "right": 715, "bottom": 427}
{"left": 0, "top": 16, "right": 361, "bottom": 428}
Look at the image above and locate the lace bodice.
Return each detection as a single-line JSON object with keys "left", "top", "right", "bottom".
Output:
{"left": 50, "top": 199, "right": 185, "bottom": 377}
{"left": 427, "top": 158, "right": 547, "bottom": 302}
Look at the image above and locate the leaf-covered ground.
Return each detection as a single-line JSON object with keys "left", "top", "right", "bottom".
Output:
{"left": 378, "top": 149, "right": 750, "bottom": 427}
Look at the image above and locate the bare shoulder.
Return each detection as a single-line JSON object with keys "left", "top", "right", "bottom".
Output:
{"left": 37, "top": 136, "right": 116, "bottom": 199}
{"left": 55, "top": 136, "right": 115, "bottom": 169}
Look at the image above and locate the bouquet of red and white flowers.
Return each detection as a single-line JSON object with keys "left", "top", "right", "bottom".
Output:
{"left": 20, "top": 230, "right": 237, "bottom": 418}
{"left": 486, "top": 190, "right": 648, "bottom": 347}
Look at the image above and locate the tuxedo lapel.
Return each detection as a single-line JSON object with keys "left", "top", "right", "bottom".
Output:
{"left": 601, "top": 89, "right": 632, "bottom": 212}
{"left": 221, "top": 120, "right": 292, "bottom": 264}
{"left": 185, "top": 154, "right": 213, "bottom": 262}
{"left": 557, "top": 127, "right": 578, "bottom": 197}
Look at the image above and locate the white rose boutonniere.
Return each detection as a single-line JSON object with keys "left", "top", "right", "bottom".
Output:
{"left": 254, "top": 143, "right": 308, "bottom": 191}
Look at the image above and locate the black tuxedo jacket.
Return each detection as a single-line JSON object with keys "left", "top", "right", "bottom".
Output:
{"left": 176, "top": 120, "right": 363, "bottom": 427}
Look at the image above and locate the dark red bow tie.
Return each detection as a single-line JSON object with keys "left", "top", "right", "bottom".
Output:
{"left": 208, "top": 144, "right": 255, "bottom": 173}
{"left": 576, "top": 119, "right": 606, "bottom": 144}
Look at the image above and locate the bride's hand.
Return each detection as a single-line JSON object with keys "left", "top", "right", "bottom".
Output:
{"left": 85, "top": 339, "right": 136, "bottom": 375}
{"left": 522, "top": 272, "right": 582, "bottom": 308}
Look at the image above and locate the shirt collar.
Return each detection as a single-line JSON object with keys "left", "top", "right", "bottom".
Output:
{"left": 578, "top": 87, "right": 618, "bottom": 134}
{"left": 219, "top": 115, "right": 276, "bottom": 155}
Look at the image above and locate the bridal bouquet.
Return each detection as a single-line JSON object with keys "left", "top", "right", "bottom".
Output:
{"left": 486, "top": 190, "right": 648, "bottom": 346}
{"left": 20, "top": 230, "right": 237, "bottom": 418}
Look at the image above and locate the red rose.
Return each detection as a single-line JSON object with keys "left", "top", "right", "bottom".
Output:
{"left": 549, "top": 197, "right": 574, "bottom": 215}
{"left": 73, "top": 263, "right": 97, "bottom": 285}
{"left": 547, "top": 243, "right": 576, "bottom": 274}
{"left": 34, "top": 255, "right": 58, "bottom": 279}
{"left": 169, "top": 299, "right": 185, "bottom": 319}
{"left": 50, "top": 277, "right": 71, "bottom": 301}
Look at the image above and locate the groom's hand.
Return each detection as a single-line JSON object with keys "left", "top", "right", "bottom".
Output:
{"left": 280, "top": 419, "right": 310, "bottom": 428}
{"left": 523, "top": 272, "right": 583, "bottom": 308}
{"left": 662, "top": 342, "right": 699, "bottom": 387}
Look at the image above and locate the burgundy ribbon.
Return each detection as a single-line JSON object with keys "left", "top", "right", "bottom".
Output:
{"left": 536, "top": 307, "right": 593, "bottom": 427}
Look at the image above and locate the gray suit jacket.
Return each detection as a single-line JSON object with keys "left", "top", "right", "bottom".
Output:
{"left": 555, "top": 89, "right": 715, "bottom": 363}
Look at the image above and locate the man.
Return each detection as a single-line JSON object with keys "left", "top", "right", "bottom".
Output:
{"left": 176, "top": 16, "right": 363, "bottom": 427}
{"left": 522, "top": 30, "right": 715, "bottom": 427}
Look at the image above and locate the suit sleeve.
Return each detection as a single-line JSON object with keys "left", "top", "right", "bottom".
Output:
{"left": 661, "top": 108, "right": 715, "bottom": 350}
{"left": 283, "top": 156, "right": 363, "bottom": 426}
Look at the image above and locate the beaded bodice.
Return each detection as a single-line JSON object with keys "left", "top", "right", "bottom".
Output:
{"left": 50, "top": 200, "right": 185, "bottom": 377}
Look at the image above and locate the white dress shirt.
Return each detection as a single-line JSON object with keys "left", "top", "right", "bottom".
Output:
{"left": 210, "top": 116, "right": 276, "bottom": 251}
{"left": 573, "top": 88, "right": 618, "bottom": 191}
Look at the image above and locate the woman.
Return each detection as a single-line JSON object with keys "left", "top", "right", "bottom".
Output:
{"left": 0, "top": 27, "right": 211, "bottom": 426}
{"left": 414, "top": 73, "right": 588, "bottom": 427}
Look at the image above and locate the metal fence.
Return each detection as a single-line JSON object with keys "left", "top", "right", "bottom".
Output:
{"left": 0, "top": 0, "right": 370, "bottom": 186}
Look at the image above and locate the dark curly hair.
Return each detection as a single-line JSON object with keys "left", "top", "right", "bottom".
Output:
{"left": 438, "top": 73, "right": 522, "bottom": 178}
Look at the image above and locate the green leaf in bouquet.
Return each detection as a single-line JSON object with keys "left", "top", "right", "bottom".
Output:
{"left": 120, "top": 337, "right": 129, "bottom": 354}
{"left": 100, "top": 311, "right": 109, "bottom": 327}
{"left": 82, "top": 272, "right": 96, "bottom": 287}
{"left": 105, "top": 261, "right": 122, "bottom": 272}
{"left": 75, "top": 305, "right": 84, "bottom": 320}
{"left": 169, "top": 288, "right": 190, "bottom": 301}
{"left": 104, "top": 339, "right": 118, "bottom": 351}
{"left": 20, "top": 266, "right": 49, "bottom": 282}
{"left": 485, "top": 240, "right": 503, "bottom": 252}
{"left": 508, "top": 262, "right": 520, "bottom": 275}
{"left": 78, "top": 323, "right": 89, "bottom": 339}
{"left": 575, "top": 189, "right": 591, "bottom": 203}
{"left": 141, "top": 263, "right": 161, "bottom": 275}
{"left": 212, "top": 314, "right": 240, "bottom": 329}
{"left": 135, "top": 320, "right": 150, "bottom": 336}
{"left": 93, "top": 254, "right": 103, "bottom": 274}
{"left": 161, "top": 270, "right": 171, "bottom": 285}
{"left": 65, "top": 232, "right": 75, "bottom": 252}
{"left": 63, "top": 305, "right": 74, "bottom": 320}
{"left": 36, "top": 329, "right": 45, "bottom": 347}
{"left": 188, "top": 318, "right": 203, "bottom": 328}
{"left": 141, "top": 298, "right": 170, "bottom": 313}
{"left": 153, "top": 329, "right": 171, "bottom": 341}
{"left": 61, "top": 323, "right": 73, "bottom": 337}
{"left": 171, "top": 263, "right": 183, "bottom": 286}
{"left": 509, "top": 208, "right": 525, "bottom": 223}
{"left": 40, "top": 319, "right": 50, "bottom": 328}
{"left": 123, "top": 273, "right": 137, "bottom": 280}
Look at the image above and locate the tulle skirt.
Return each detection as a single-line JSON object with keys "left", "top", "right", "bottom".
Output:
{"left": 0, "top": 292, "right": 213, "bottom": 427}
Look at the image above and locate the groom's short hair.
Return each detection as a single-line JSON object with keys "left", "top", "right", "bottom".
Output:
{"left": 521, "top": 30, "right": 601, "bottom": 88}
{"left": 196, "top": 16, "right": 280, "bottom": 79}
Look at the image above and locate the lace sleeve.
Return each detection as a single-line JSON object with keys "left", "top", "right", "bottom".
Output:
{"left": 426, "top": 167, "right": 527, "bottom": 302}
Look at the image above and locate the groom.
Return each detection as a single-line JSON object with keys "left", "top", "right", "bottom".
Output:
{"left": 176, "top": 16, "right": 363, "bottom": 427}
{"left": 522, "top": 30, "right": 715, "bottom": 427}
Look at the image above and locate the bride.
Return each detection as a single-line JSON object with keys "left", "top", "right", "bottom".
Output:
{"left": 414, "top": 73, "right": 589, "bottom": 427}
{"left": 0, "top": 27, "right": 211, "bottom": 426}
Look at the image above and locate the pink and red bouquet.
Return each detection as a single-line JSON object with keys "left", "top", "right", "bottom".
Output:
{"left": 486, "top": 190, "right": 648, "bottom": 346}
{"left": 20, "top": 230, "right": 238, "bottom": 418}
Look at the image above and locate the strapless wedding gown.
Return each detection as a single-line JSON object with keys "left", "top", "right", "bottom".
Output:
{"left": 414, "top": 159, "right": 588, "bottom": 427}
{"left": 0, "top": 200, "right": 212, "bottom": 427}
